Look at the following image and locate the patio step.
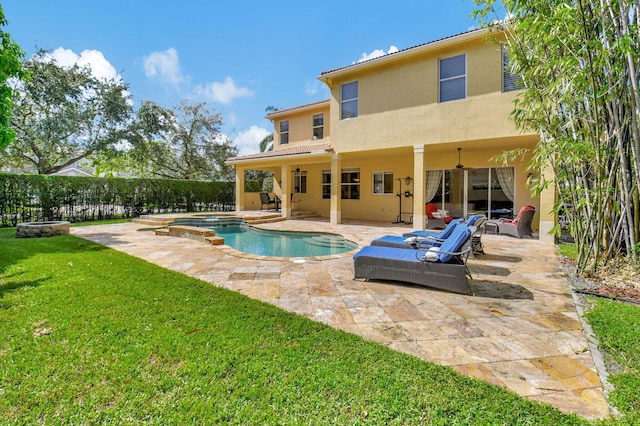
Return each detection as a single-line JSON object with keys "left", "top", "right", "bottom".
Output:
{"left": 291, "top": 210, "right": 320, "bottom": 219}
{"left": 133, "top": 216, "right": 174, "bottom": 226}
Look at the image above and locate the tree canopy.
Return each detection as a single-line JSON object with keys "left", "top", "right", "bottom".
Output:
{"left": 474, "top": 0, "right": 640, "bottom": 274}
{"left": 4, "top": 50, "right": 132, "bottom": 174}
{"left": 0, "top": 5, "right": 26, "bottom": 150}
{"left": 129, "top": 100, "right": 237, "bottom": 181}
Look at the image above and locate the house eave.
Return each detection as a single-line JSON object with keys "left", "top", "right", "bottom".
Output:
{"left": 318, "top": 27, "right": 493, "bottom": 85}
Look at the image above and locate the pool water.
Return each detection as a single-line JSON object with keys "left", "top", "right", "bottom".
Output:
{"left": 212, "top": 225, "right": 358, "bottom": 257}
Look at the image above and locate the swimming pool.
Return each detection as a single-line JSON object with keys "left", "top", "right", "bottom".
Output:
{"left": 170, "top": 217, "right": 358, "bottom": 257}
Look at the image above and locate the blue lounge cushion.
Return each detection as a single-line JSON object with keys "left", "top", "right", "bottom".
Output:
{"left": 371, "top": 235, "right": 434, "bottom": 248}
{"left": 434, "top": 224, "right": 472, "bottom": 262}
{"left": 353, "top": 245, "right": 424, "bottom": 262}
{"left": 466, "top": 214, "right": 484, "bottom": 226}
{"left": 403, "top": 218, "right": 464, "bottom": 239}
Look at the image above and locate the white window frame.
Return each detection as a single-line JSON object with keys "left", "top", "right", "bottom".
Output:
{"left": 439, "top": 54, "right": 466, "bottom": 103}
{"left": 293, "top": 170, "right": 307, "bottom": 194}
{"left": 312, "top": 113, "right": 324, "bottom": 140}
{"left": 341, "top": 168, "right": 360, "bottom": 200}
{"left": 372, "top": 171, "right": 394, "bottom": 195}
{"left": 340, "top": 81, "right": 358, "bottom": 120}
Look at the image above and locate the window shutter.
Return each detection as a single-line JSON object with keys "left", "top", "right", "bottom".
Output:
{"left": 439, "top": 54, "right": 466, "bottom": 103}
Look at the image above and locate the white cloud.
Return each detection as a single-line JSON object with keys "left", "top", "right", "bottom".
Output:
{"left": 50, "top": 47, "right": 120, "bottom": 81}
{"left": 355, "top": 45, "right": 399, "bottom": 64}
{"left": 306, "top": 80, "right": 320, "bottom": 95}
{"left": 143, "top": 47, "right": 185, "bottom": 88}
{"left": 196, "top": 76, "right": 253, "bottom": 104}
{"left": 233, "top": 125, "right": 271, "bottom": 156}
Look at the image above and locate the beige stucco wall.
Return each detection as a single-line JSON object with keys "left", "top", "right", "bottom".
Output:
{"left": 326, "top": 37, "right": 532, "bottom": 153}
{"left": 273, "top": 104, "right": 330, "bottom": 149}
{"left": 271, "top": 139, "right": 540, "bottom": 227}
{"left": 232, "top": 28, "right": 554, "bottom": 241}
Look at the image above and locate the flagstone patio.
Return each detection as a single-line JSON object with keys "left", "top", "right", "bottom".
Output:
{"left": 71, "top": 215, "right": 611, "bottom": 419}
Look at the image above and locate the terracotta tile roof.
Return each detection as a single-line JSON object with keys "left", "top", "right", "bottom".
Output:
{"left": 320, "top": 27, "right": 483, "bottom": 76}
{"left": 265, "top": 99, "right": 330, "bottom": 119}
{"left": 227, "top": 143, "right": 332, "bottom": 163}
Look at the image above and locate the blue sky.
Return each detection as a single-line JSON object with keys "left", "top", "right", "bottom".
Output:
{"left": 3, "top": 1, "right": 482, "bottom": 156}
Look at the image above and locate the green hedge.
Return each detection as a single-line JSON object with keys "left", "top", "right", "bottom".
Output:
{"left": 0, "top": 174, "right": 235, "bottom": 227}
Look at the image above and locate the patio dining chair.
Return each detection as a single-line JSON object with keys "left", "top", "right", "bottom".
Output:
{"left": 259, "top": 192, "right": 278, "bottom": 210}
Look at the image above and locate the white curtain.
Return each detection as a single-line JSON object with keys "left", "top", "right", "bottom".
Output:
{"left": 495, "top": 167, "right": 515, "bottom": 202}
{"left": 425, "top": 170, "right": 443, "bottom": 202}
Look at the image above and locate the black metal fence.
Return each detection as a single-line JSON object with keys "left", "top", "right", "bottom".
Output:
{"left": 0, "top": 174, "right": 235, "bottom": 227}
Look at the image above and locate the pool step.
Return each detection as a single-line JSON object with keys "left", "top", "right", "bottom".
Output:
{"left": 244, "top": 214, "right": 287, "bottom": 225}
{"left": 304, "top": 235, "right": 357, "bottom": 250}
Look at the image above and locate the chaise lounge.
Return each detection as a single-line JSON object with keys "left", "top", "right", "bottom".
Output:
{"left": 353, "top": 223, "right": 474, "bottom": 295}
{"left": 373, "top": 215, "right": 486, "bottom": 256}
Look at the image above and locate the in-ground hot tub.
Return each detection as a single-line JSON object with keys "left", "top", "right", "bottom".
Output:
{"left": 16, "top": 221, "right": 70, "bottom": 238}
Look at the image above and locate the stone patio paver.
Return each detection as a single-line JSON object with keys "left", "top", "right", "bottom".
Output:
{"left": 71, "top": 215, "right": 611, "bottom": 419}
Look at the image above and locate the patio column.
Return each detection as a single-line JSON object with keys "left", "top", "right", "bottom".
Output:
{"left": 538, "top": 164, "right": 556, "bottom": 244}
{"left": 234, "top": 166, "right": 245, "bottom": 212}
{"left": 330, "top": 153, "right": 341, "bottom": 224}
{"left": 280, "top": 164, "right": 291, "bottom": 218}
{"left": 412, "top": 145, "right": 425, "bottom": 230}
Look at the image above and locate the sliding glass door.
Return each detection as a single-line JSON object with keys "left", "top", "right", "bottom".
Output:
{"left": 426, "top": 167, "right": 514, "bottom": 219}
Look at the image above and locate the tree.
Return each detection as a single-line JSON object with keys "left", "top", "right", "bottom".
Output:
{"left": 0, "top": 5, "right": 26, "bottom": 150}
{"left": 131, "top": 100, "right": 238, "bottom": 180}
{"left": 5, "top": 50, "right": 132, "bottom": 174}
{"left": 473, "top": 1, "right": 640, "bottom": 275}
{"left": 259, "top": 105, "right": 278, "bottom": 152}
{"left": 258, "top": 133, "right": 273, "bottom": 153}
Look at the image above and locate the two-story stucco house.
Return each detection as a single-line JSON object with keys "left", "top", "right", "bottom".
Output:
{"left": 227, "top": 27, "right": 556, "bottom": 244}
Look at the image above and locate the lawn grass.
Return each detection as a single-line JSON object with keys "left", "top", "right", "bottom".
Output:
{"left": 0, "top": 228, "right": 587, "bottom": 425}
{"left": 558, "top": 242, "right": 578, "bottom": 259}
{"left": 558, "top": 241, "right": 639, "bottom": 425}
{"left": 584, "top": 299, "right": 640, "bottom": 424}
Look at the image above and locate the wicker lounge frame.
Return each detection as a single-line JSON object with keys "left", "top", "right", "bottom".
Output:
{"left": 353, "top": 246, "right": 472, "bottom": 295}
{"left": 353, "top": 224, "right": 475, "bottom": 295}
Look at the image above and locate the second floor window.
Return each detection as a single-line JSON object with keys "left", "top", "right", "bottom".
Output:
{"left": 313, "top": 113, "right": 324, "bottom": 140}
{"left": 373, "top": 172, "right": 394, "bottom": 194}
{"left": 502, "top": 45, "right": 524, "bottom": 92}
{"left": 280, "top": 120, "right": 289, "bottom": 145}
{"left": 439, "top": 54, "right": 466, "bottom": 103}
{"left": 341, "top": 81, "right": 358, "bottom": 119}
